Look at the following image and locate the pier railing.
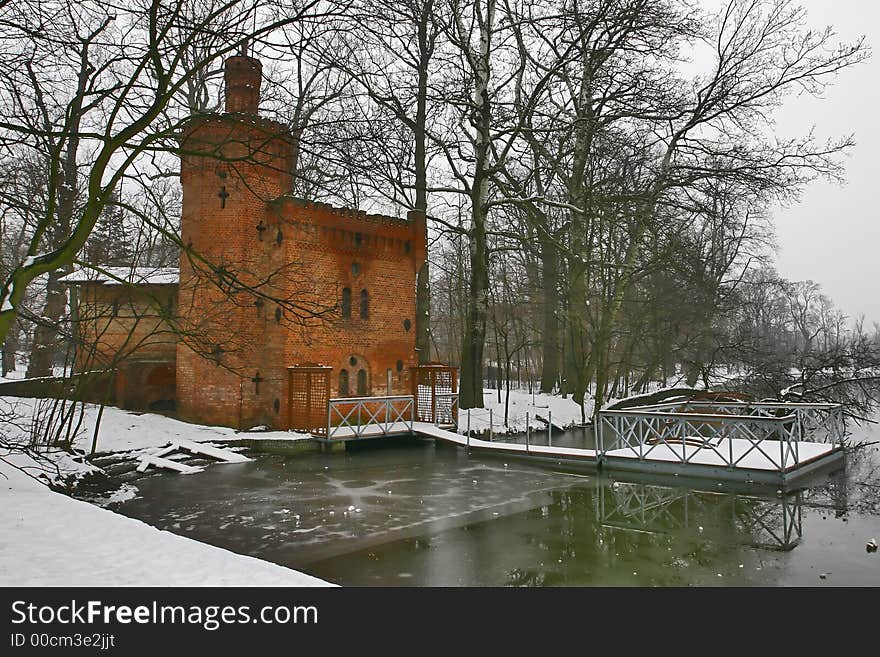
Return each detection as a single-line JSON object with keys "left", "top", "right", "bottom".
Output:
{"left": 326, "top": 395, "right": 414, "bottom": 440}
{"left": 597, "top": 401, "right": 844, "bottom": 473}
{"left": 433, "top": 392, "right": 459, "bottom": 427}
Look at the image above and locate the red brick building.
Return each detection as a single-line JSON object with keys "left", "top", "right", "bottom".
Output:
{"left": 67, "top": 55, "right": 426, "bottom": 430}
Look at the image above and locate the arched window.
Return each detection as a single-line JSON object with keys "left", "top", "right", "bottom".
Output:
{"left": 341, "top": 287, "right": 351, "bottom": 318}
{"left": 356, "top": 369, "right": 367, "bottom": 396}
{"left": 359, "top": 289, "right": 369, "bottom": 319}
{"left": 339, "top": 369, "right": 349, "bottom": 396}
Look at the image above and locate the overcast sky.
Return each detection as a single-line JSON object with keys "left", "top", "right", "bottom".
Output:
{"left": 741, "top": 1, "right": 879, "bottom": 326}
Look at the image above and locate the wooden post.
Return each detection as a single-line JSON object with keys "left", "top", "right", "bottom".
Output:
{"left": 452, "top": 366, "right": 458, "bottom": 424}
{"left": 306, "top": 372, "right": 312, "bottom": 433}
{"left": 526, "top": 413, "right": 530, "bottom": 453}
{"left": 431, "top": 371, "right": 437, "bottom": 425}
{"left": 287, "top": 369, "right": 293, "bottom": 430}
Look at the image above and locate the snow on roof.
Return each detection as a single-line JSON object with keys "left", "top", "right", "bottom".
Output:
{"left": 59, "top": 266, "right": 179, "bottom": 286}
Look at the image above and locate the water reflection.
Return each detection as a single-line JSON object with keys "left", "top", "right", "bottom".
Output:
{"left": 597, "top": 484, "right": 803, "bottom": 551}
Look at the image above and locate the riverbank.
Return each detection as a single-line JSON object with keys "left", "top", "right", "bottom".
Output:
{"left": 0, "top": 395, "right": 330, "bottom": 586}
{"left": 0, "top": 454, "right": 332, "bottom": 586}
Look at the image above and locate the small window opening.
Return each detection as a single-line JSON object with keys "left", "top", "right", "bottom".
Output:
{"left": 339, "top": 369, "right": 349, "bottom": 396}
{"left": 356, "top": 369, "right": 367, "bottom": 396}
{"left": 341, "top": 287, "right": 351, "bottom": 318}
{"left": 403, "top": 318, "right": 411, "bottom": 332}
{"left": 360, "top": 289, "right": 369, "bottom": 319}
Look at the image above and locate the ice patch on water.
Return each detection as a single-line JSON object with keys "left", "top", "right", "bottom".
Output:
{"left": 104, "top": 484, "right": 138, "bottom": 505}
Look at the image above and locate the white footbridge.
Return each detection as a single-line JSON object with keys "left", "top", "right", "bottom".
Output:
{"left": 317, "top": 395, "right": 846, "bottom": 486}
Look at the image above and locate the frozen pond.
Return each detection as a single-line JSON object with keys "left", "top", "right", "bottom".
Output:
{"left": 106, "top": 428, "right": 880, "bottom": 586}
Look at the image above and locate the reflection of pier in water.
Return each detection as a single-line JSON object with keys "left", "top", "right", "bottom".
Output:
{"left": 597, "top": 483, "right": 811, "bottom": 551}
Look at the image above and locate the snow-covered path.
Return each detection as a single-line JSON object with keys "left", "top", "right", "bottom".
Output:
{"left": 0, "top": 463, "right": 332, "bottom": 586}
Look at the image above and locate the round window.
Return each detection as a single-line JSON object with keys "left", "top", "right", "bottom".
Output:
{"left": 349, "top": 356, "right": 357, "bottom": 367}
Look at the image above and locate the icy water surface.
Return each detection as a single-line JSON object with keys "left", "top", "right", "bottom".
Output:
{"left": 109, "top": 431, "right": 880, "bottom": 586}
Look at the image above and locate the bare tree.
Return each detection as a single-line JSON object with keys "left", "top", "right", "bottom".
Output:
{"left": 0, "top": 0, "right": 331, "bottom": 346}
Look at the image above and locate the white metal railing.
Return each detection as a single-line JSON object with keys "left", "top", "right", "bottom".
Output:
{"left": 326, "top": 395, "right": 414, "bottom": 440}
{"left": 597, "top": 401, "right": 844, "bottom": 473}
{"left": 433, "top": 392, "right": 459, "bottom": 426}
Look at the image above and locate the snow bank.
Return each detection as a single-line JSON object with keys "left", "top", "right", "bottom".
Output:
{"left": 0, "top": 462, "right": 332, "bottom": 586}
{"left": 1, "top": 396, "right": 311, "bottom": 457}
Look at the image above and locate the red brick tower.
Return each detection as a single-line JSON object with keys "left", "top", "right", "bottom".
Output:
{"left": 174, "top": 54, "right": 426, "bottom": 431}
{"left": 176, "top": 54, "right": 294, "bottom": 428}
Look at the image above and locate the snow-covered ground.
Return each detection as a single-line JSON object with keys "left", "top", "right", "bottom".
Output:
{"left": 1, "top": 396, "right": 311, "bottom": 459}
{"left": 460, "top": 388, "right": 591, "bottom": 434}
{"left": 0, "top": 459, "right": 331, "bottom": 586}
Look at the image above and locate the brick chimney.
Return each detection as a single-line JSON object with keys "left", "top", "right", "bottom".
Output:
{"left": 224, "top": 55, "right": 262, "bottom": 114}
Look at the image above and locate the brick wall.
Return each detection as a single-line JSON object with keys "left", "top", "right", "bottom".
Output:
{"left": 74, "top": 284, "right": 177, "bottom": 371}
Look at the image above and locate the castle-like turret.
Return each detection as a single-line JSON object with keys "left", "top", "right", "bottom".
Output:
{"left": 176, "top": 55, "right": 295, "bottom": 427}
{"left": 224, "top": 55, "right": 262, "bottom": 114}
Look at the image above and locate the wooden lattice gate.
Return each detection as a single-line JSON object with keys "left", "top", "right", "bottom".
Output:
{"left": 287, "top": 365, "right": 331, "bottom": 435}
{"left": 410, "top": 364, "right": 458, "bottom": 425}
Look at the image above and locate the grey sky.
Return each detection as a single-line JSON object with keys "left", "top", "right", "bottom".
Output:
{"left": 762, "top": 1, "right": 879, "bottom": 326}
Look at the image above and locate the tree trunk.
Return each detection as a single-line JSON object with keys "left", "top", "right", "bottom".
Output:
{"left": 26, "top": 274, "right": 67, "bottom": 377}
{"left": 539, "top": 232, "right": 559, "bottom": 393}
{"left": 1, "top": 320, "right": 18, "bottom": 375}
{"left": 456, "top": 0, "right": 493, "bottom": 409}
{"left": 25, "top": 53, "right": 91, "bottom": 377}
{"left": 562, "top": 57, "right": 595, "bottom": 407}
{"left": 459, "top": 200, "right": 490, "bottom": 408}
{"left": 413, "top": 4, "right": 432, "bottom": 364}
